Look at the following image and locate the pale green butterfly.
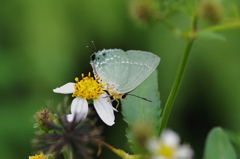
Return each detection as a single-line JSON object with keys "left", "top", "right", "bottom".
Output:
{"left": 90, "top": 49, "right": 160, "bottom": 102}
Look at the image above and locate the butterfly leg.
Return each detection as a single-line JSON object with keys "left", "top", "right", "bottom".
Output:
{"left": 102, "top": 94, "right": 112, "bottom": 103}
{"left": 115, "top": 99, "right": 120, "bottom": 109}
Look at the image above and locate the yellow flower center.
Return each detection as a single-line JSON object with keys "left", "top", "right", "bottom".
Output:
{"left": 72, "top": 72, "right": 105, "bottom": 100}
{"left": 158, "top": 144, "right": 174, "bottom": 158}
{"left": 29, "top": 154, "right": 45, "bottom": 159}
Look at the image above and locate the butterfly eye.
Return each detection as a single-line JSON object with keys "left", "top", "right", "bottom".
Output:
{"left": 121, "top": 93, "right": 127, "bottom": 100}
{"left": 90, "top": 54, "right": 96, "bottom": 61}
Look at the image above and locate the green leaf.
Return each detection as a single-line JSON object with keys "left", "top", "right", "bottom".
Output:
{"left": 204, "top": 127, "right": 237, "bottom": 159}
{"left": 195, "top": 31, "right": 226, "bottom": 41}
{"left": 121, "top": 70, "right": 161, "bottom": 152}
{"left": 225, "top": 129, "right": 240, "bottom": 147}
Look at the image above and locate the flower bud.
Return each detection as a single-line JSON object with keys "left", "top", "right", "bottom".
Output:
{"left": 34, "top": 108, "right": 56, "bottom": 132}
{"left": 131, "top": 121, "right": 154, "bottom": 153}
{"left": 129, "top": 0, "right": 159, "bottom": 24}
{"left": 198, "top": 0, "right": 223, "bottom": 24}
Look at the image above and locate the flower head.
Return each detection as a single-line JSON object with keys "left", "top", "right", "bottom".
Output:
{"left": 29, "top": 154, "right": 49, "bottom": 159}
{"left": 147, "top": 129, "right": 194, "bottom": 159}
{"left": 198, "top": 0, "right": 223, "bottom": 24}
{"left": 32, "top": 103, "right": 103, "bottom": 159}
{"left": 72, "top": 74, "right": 104, "bottom": 99}
{"left": 34, "top": 109, "right": 57, "bottom": 132}
{"left": 129, "top": 0, "right": 159, "bottom": 24}
{"left": 53, "top": 73, "right": 116, "bottom": 126}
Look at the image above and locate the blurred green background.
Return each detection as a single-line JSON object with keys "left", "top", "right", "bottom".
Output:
{"left": 1, "top": 0, "right": 240, "bottom": 158}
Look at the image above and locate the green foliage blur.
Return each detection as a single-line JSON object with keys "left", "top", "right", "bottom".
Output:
{"left": 1, "top": 0, "right": 240, "bottom": 158}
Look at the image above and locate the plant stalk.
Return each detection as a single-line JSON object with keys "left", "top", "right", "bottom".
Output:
{"left": 159, "top": 39, "right": 194, "bottom": 134}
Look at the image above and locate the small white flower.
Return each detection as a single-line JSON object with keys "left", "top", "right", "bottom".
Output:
{"left": 147, "top": 129, "right": 194, "bottom": 159}
{"left": 53, "top": 73, "right": 116, "bottom": 126}
{"left": 174, "top": 145, "right": 193, "bottom": 159}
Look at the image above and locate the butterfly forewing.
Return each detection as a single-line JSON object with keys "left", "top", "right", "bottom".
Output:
{"left": 91, "top": 49, "right": 129, "bottom": 89}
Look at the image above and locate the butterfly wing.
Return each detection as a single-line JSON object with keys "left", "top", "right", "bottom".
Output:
{"left": 90, "top": 49, "right": 160, "bottom": 94}
{"left": 90, "top": 49, "right": 130, "bottom": 91}
{"left": 116, "top": 50, "right": 160, "bottom": 93}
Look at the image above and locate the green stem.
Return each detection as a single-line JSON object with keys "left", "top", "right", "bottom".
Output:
{"left": 158, "top": 13, "right": 197, "bottom": 134}
{"left": 158, "top": 18, "right": 239, "bottom": 134}
{"left": 159, "top": 39, "right": 194, "bottom": 134}
{"left": 197, "top": 21, "right": 240, "bottom": 35}
{"left": 97, "top": 140, "right": 142, "bottom": 159}
{"left": 63, "top": 151, "right": 68, "bottom": 159}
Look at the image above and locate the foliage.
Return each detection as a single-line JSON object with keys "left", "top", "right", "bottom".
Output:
{"left": 122, "top": 70, "right": 161, "bottom": 153}
{"left": 204, "top": 127, "right": 236, "bottom": 159}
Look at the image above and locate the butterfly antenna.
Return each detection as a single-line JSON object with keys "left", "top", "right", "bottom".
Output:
{"left": 126, "top": 93, "right": 152, "bottom": 102}
{"left": 86, "top": 41, "right": 98, "bottom": 52}
{"left": 91, "top": 41, "right": 97, "bottom": 52}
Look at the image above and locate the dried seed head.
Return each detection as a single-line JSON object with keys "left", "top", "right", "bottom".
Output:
{"left": 198, "top": 0, "right": 223, "bottom": 24}
{"left": 34, "top": 108, "right": 57, "bottom": 132}
{"left": 129, "top": 0, "right": 159, "bottom": 24}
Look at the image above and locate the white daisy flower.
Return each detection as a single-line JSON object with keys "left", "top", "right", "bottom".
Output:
{"left": 147, "top": 129, "right": 194, "bottom": 159}
{"left": 53, "top": 73, "right": 116, "bottom": 126}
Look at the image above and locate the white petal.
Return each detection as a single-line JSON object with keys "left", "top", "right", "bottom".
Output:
{"left": 53, "top": 82, "right": 75, "bottom": 94}
{"left": 70, "top": 97, "right": 88, "bottom": 121}
{"left": 146, "top": 137, "right": 160, "bottom": 153}
{"left": 160, "top": 129, "right": 180, "bottom": 148}
{"left": 93, "top": 94, "right": 115, "bottom": 126}
{"left": 101, "top": 94, "right": 118, "bottom": 112}
{"left": 66, "top": 114, "right": 74, "bottom": 122}
{"left": 175, "top": 144, "right": 194, "bottom": 159}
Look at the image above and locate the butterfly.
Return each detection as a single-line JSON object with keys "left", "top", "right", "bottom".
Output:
{"left": 90, "top": 49, "right": 160, "bottom": 102}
